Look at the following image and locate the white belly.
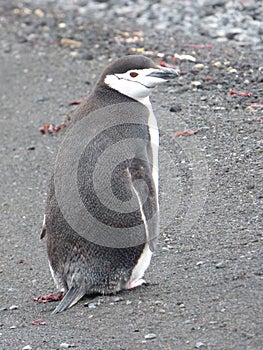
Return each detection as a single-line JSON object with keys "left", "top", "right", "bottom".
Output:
{"left": 148, "top": 105, "right": 159, "bottom": 197}
{"left": 128, "top": 98, "right": 159, "bottom": 285}
{"left": 140, "top": 97, "right": 159, "bottom": 198}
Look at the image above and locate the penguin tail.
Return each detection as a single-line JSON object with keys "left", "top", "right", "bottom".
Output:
{"left": 52, "top": 286, "right": 86, "bottom": 314}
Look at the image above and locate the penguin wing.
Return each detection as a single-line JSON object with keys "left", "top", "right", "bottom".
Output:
{"left": 112, "top": 102, "right": 159, "bottom": 250}
{"left": 128, "top": 155, "right": 159, "bottom": 251}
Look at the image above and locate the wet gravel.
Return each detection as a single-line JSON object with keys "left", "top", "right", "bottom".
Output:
{"left": 1, "top": 0, "right": 263, "bottom": 54}
{"left": 64, "top": 0, "right": 263, "bottom": 50}
{"left": 0, "top": 0, "right": 263, "bottom": 350}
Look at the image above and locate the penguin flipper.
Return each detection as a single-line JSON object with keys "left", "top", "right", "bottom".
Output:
{"left": 52, "top": 286, "right": 86, "bottom": 314}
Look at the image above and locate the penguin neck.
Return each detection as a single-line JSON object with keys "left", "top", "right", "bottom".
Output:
{"left": 137, "top": 96, "right": 152, "bottom": 108}
{"left": 94, "top": 85, "right": 138, "bottom": 106}
{"left": 95, "top": 84, "right": 153, "bottom": 108}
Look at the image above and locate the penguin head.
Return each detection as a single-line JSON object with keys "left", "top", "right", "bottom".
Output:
{"left": 98, "top": 55, "right": 179, "bottom": 102}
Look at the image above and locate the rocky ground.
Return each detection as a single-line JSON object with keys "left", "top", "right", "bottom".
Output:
{"left": 0, "top": 1, "right": 262, "bottom": 349}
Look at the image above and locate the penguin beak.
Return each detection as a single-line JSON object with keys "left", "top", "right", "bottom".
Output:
{"left": 147, "top": 66, "right": 180, "bottom": 80}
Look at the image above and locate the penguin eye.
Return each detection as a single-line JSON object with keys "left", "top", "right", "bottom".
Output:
{"left": 130, "top": 72, "right": 138, "bottom": 78}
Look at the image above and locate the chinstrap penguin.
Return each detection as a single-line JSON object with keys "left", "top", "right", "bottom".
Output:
{"left": 41, "top": 55, "right": 179, "bottom": 313}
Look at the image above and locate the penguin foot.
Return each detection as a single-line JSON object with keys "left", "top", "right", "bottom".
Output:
{"left": 52, "top": 286, "right": 85, "bottom": 314}
{"left": 127, "top": 278, "right": 146, "bottom": 289}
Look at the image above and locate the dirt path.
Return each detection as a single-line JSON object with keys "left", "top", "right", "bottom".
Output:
{"left": 0, "top": 2, "right": 262, "bottom": 349}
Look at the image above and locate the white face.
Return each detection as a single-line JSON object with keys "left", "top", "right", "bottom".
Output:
{"left": 104, "top": 67, "right": 177, "bottom": 102}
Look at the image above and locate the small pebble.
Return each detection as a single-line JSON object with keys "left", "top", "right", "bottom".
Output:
{"left": 213, "top": 61, "right": 222, "bottom": 68}
{"left": 216, "top": 29, "right": 225, "bottom": 38}
{"left": 209, "top": 320, "right": 218, "bottom": 324}
{"left": 60, "top": 38, "right": 82, "bottom": 48}
{"left": 162, "top": 247, "right": 170, "bottom": 252}
{"left": 23, "top": 346, "right": 33, "bottom": 350}
{"left": 195, "top": 341, "right": 206, "bottom": 348}
{"left": 60, "top": 343, "right": 75, "bottom": 348}
{"left": 169, "top": 104, "right": 182, "bottom": 113}
{"left": 227, "top": 67, "right": 238, "bottom": 73}
{"left": 9, "top": 305, "right": 18, "bottom": 310}
{"left": 69, "top": 51, "right": 78, "bottom": 57}
{"left": 193, "top": 63, "right": 205, "bottom": 69}
{"left": 145, "top": 333, "right": 157, "bottom": 340}
{"left": 113, "top": 296, "right": 123, "bottom": 303}
{"left": 87, "top": 302, "right": 97, "bottom": 309}
{"left": 215, "top": 261, "right": 227, "bottom": 268}
{"left": 34, "top": 9, "right": 45, "bottom": 17}
{"left": 36, "top": 96, "right": 49, "bottom": 102}
{"left": 191, "top": 81, "right": 202, "bottom": 87}
{"left": 213, "top": 106, "right": 225, "bottom": 111}
{"left": 58, "top": 22, "right": 67, "bottom": 28}
{"left": 82, "top": 53, "right": 94, "bottom": 61}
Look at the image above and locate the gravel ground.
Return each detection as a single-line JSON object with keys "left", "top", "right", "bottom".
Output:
{"left": 0, "top": 1, "right": 262, "bottom": 350}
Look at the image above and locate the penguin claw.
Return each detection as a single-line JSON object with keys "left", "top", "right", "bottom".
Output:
{"left": 52, "top": 286, "right": 85, "bottom": 314}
